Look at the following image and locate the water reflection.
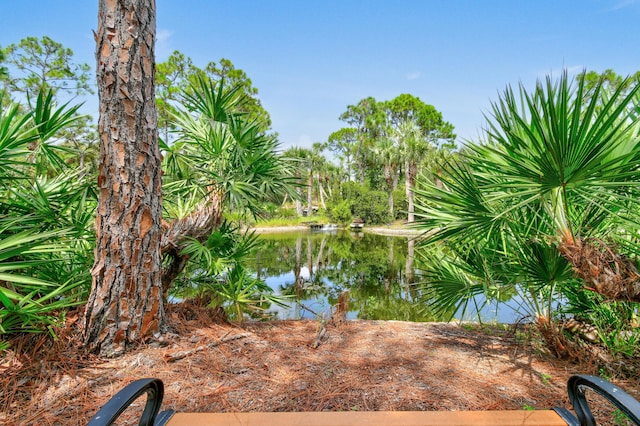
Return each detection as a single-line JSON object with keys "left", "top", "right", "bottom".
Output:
{"left": 246, "top": 230, "right": 436, "bottom": 321}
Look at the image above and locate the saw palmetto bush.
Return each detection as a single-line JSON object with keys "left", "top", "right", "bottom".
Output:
{"left": 414, "top": 71, "right": 640, "bottom": 357}
{"left": 169, "top": 222, "right": 290, "bottom": 321}
{"left": 160, "top": 76, "right": 298, "bottom": 315}
{"left": 0, "top": 91, "right": 94, "bottom": 342}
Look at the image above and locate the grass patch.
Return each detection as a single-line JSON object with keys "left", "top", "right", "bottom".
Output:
{"left": 255, "top": 215, "right": 329, "bottom": 227}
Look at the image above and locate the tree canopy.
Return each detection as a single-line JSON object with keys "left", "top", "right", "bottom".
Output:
{"left": 2, "top": 36, "right": 93, "bottom": 102}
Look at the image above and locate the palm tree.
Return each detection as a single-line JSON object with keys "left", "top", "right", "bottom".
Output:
{"left": 311, "top": 142, "right": 328, "bottom": 209}
{"left": 414, "top": 72, "right": 640, "bottom": 351}
{"left": 282, "top": 146, "right": 310, "bottom": 216}
{"left": 161, "top": 76, "right": 298, "bottom": 294}
{"left": 374, "top": 136, "right": 401, "bottom": 218}
{"left": 395, "top": 119, "right": 432, "bottom": 222}
{"left": 478, "top": 72, "right": 640, "bottom": 302}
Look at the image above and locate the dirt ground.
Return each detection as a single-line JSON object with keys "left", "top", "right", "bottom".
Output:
{"left": 1, "top": 306, "right": 639, "bottom": 425}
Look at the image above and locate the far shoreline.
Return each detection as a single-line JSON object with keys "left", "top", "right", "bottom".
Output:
{"left": 249, "top": 224, "right": 423, "bottom": 237}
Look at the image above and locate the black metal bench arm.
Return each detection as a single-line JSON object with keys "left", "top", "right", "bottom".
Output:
{"left": 87, "top": 378, "right": 164, "bottom": 426}
{"left": 568, "top": 374, "right": 640, "bottom": 426}
{"left": 86, "top": 374, "right": 640, "bottom": 426}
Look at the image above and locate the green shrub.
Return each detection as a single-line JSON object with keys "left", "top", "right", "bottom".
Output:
{"left": 262, "top": 202, "right": 278, "bottom": 219}
{"left": 276, "top": 207, "right": 298, "bottom": 219}
{"left": 392, "top": 187, "right": 408, "bottom": 220}
{"left": 329, "top": 200, "right": 353, "bottom": 224}
{"left": 338, "top": 181, "right": 368, "bottom": 204}
{"left": 352, "top": 190, "right": 392, "bottom": 224}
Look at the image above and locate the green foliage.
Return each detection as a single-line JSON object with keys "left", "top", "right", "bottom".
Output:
{"left": 172, "top": 224, "right": 289, "bottom": 321}
{"left": 0, "top": 47, "right": 7, "bottom": 81}
{"left": 328, "top": 200, "right": 352, "bottom": 224}
{"left": 3, "top": 36, "right": 93, "bottom": 100}
{"left": 156, "top": 51, "right": 194, "bottom": 141}
{"left": 352, "top": 190, "right": 391, "bottom": 224}
{"left": 384, "top": 93, "right": 455, "bottom": 143}
{"left": 275, "top": 207, "right": 298, "bottom": 219}
{"left": 198, "top": 58, "right": 272, "bottom": 129}
{"left": 413, "top": 71, "right": 640, "bottom": 340}
{"left": 0, "top": 90, "right": 94, "bottom": 341}
{"left": 160, "top": 72, "right": 300, "bottom": 303}
{"left": 210, "top": 264, "right": 289, "bottom": 322}
{"left": 562, "top": 288, "right": 640, "bottom": 358}
{"left": 326, "top": 128, "right": 358, "bottom": 165}
{"left": 165, "top": 75, "right": 298, "bottom": 214}
{"left": 156, "top": 51, "right": 272, "bottom": 142}
{"left": 327, "top": 182, "right": 390, "bottom": 224}
{"left": 338, "top": 97, "right": 387, "bottom": 182}
{"left": 579, "top": 69, "right": 640, "bottom": 98}
{"left": 0, "top": 225, "right": 84, "bottom": 336}
{"left": 392, "top": 188, "right": 407, "bottom": 220}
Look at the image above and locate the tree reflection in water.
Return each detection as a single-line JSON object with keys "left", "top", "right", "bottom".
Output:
{"left": 247, "top": 230, "right": 436, "bottom": 321}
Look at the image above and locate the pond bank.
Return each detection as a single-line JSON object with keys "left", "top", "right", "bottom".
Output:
{"left": 4, "top": 316, "right": 601, "bottom": 425}
{"left": 250, "top": 225, "right": 422, "bottom": 237}
{"left": 250, "top": 225, "right": 308, "bottom": 233}
{"left": 363, "top": 226, "right": 423, "bottom": 237}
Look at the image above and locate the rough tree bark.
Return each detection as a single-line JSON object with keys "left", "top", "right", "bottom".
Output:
{"left": 83, "top": 0, "right": 164, "bottom": 356}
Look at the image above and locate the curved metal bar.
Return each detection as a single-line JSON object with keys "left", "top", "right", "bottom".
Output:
{"left": 552, "top": 407, "right": 579, "bottom": 426}
{"left": 568, "top": 374, "right": 640, "bottom": 426}
{"left": 87, "top": 378, "right": 164, "bottom": 426}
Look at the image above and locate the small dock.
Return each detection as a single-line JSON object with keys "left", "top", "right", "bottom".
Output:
{"left": 350, "top": 218, "right": 364, "bottom": 230}
{"left": 306, "top": 222, "right": 338, "bottom": 231}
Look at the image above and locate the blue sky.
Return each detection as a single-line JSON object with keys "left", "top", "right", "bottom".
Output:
{"left": 1, "top": 0, "right": 639, "bottom": 149}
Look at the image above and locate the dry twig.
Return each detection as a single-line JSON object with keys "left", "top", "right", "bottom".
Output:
{"left": 164, "top": 333, "right": 250, "bottom": 362}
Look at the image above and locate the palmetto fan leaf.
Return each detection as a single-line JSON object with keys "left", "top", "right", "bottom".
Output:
{"left": 414, "top": 71, "right": 640, "bottom": 327}
{"left": 0, "top": 89, "right": 85, "bottom": 181}
{"left": 161, "top": 76, "right": 298, "bottom": 297}
{"left": 418, "top": 248, "right": 492, "bottom": 321}
{"left": 414, "top": 155, "right": 512, "bottom": 247}
{"left": 0, "top": 224, "right": 84, "bottom": 335}
{"left": 0, "top": 94, "right": 34, "bottom": 179}
{"left": 480, "top": 72, "right": 640, "bottom": 240}
{"left": 181, "top": 75, "right": 245, "bottom": 124}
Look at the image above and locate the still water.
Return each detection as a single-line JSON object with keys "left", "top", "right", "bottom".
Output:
{"left": 247, "top": 230, "right": 517, "bottom": 322}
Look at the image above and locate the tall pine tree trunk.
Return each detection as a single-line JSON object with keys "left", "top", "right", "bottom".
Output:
{"left": 83, "top": 0, "right": 164, "bottom": 356}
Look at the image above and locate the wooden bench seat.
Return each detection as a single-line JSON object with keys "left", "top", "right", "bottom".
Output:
{"left": 87, "top": 375, "right": 640, "bottom": 426}
{"left": 164, "top": 410, "right": 568, "bottom": 426}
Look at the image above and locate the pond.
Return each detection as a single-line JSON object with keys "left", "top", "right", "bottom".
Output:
{"left": 247, "top": 230, "right": 518, "bottom": 323}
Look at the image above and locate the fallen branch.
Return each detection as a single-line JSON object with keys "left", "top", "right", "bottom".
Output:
{"left": 164, "top": 333, "right": 250, "bottom": 362}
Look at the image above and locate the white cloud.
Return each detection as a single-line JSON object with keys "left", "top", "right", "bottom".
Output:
{"left": 155, "top": 29, "right": 174, "bottom": 60}
{"left": 406, "top": 71, "right": 421, "bottom": 80}
{"left": 157, "top": 29, "right": 173, "bottom": 43}
{"left": 611, "top": 0, "right": 636, "bottom": 10}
